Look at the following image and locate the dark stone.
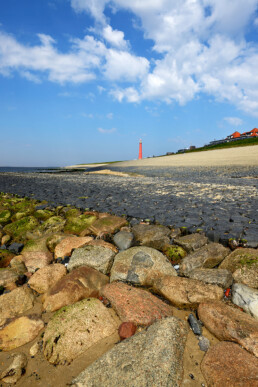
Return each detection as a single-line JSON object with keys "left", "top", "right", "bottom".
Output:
{"left": 8, "top": 243, "right": 24, "bottom": 254}
{"left": 188, "top": 313, "right": 202, "bottom": 335}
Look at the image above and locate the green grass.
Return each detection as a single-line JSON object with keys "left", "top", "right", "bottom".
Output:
{"left": 183, "top": 137, "right": 258, "bottom": 154}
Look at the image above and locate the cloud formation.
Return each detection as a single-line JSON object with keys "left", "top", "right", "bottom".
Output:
{"left": 1, "top": 0, "right": 258, "bottom": 116}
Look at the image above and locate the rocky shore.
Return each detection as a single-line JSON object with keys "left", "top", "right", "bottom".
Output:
{"left": 0, "top": 191, "right": 257, "bottom": 386}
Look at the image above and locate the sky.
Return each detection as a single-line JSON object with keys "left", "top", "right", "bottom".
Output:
{"left": 1, "top": 0, "right": 258, "bottom": 166}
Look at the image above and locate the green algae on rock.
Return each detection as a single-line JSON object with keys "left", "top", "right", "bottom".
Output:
{"left": 34, "top": 209, "right": 54, "bottom": 221}
{"left": 64, "top": 214, "right": 97, "bottom": 235}
{"left": 0, "top": 249, "right": 15, "bottom": 268}
{"left": 3, "top": 216, "right": 39, "bottom": 241}
{"left": 162, "top": 244, "right": 187, "bottom": 264}
{"left": 0, "top": 209, "right": 12, "bottom": 225}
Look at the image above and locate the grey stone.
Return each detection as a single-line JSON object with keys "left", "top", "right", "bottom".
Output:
{"left": 132, "top": 223, "right": 171, "bottom": 250}
{"left": 68, "top": 245, "right": 116, "bottom": 275}
{"left": 174, "top": 233, "right": 208, "bottom": 253}
{"left": 198, "top": 336, "right": 210, "bottom": 352}
{"left": 110, "top": 246, "right": 177, "bottom": 286}
{"left": 0, "top": 268, "right": 19, "bottom": 287}
{"left": 187, "top": 268, "right": 233, "bottom": 288}
{"left": 232, "top": 283, "right": 258, "bottom": 320}
{"left": 179, "top": 243, "right": 230, "bottom": 276}
{"left": 71, "top": 317, "right": 188, "bottom": 387}
{"left": 113, "top": 231, "right": 134, "bottom": 250}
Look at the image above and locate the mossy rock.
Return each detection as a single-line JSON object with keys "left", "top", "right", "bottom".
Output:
{"left": 22, "top": 237, "right": 49, "bottom": 253}
{"left": 61, "top": 207, "right": 81, "bottom": 219}
{"left": 162, "top": 244, "right": 187, "bottom": 264}
{"left": 0, "top": 210, "right": 12, "bottom": 225}
{"left": 38, "top": 216, "right": 66, "bottom": 236}
{"left": 3, "top": 216, "right": 39, "bottom": 241}
{"left": 46, "top": 234, "right": 67, "bottom": 253}
{"left": 0, "top": 249, "right": 15, "bottom": 268}
{"left": 12, "top": 199, "right": 36, "bottom": 213}
{"left": 64, "top": 215, "right": 97, "bottom": 235}
{"left": 11, "top": 209, "right": 33, "bottom": 221}
{"left": 34, "top": 209, "right": 54, "bottom": 221}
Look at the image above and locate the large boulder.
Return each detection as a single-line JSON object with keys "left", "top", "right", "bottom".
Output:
{"left": 179, "top": 243, "right": 230, "bottom": 276}
{"left": 110, "top": 246, "right": 177, "bottom": 286}
{"left": 42, "top": 266, "right": 109, "bottom": 312}
{"left": 201, "top": 342, "right": 258, "bottom": 387}
{"left": 71, "top": 317, "right": 188, "bottom": 387}
{"left": 152, "top": 275, "right": 223, "bottom": 309}
{"left": 101, "top": 282, "right": 173, "bottom": 326}
{"left": 219, "top": 248, "right": 258, "bottom": 273}
{"left": 0, "top": 286, "right": 35, "bottom": 326}
{"left": 54, "top": 236, "right": 93, "bottom": 259}
{"left": 67, "top": 245, "right": 115, "bottom": 275}
{"left": 89, "top": 216, "right": 127, "bottom": 237}
{"left": 43, "top": 298, "right": 119, "bottom": 365}
{"left": 132, "top": 224, "right": 170, "bottom": 250}
{"left": 187, "top": 268, "right": 233, "bottom": 288}
{"left": 0, "top": 315, "right": 44, "bottom": 351}
{"left": 174, "top": 233, "right": 208, "bottom": 253}
{"left": 232, "top": 283, "right": 258, "bottom": 320}
{"left": 28, "top": 263, "right": 67, "bottom": 294}
{"left": 198, "top": 301, "right": 258, "bottom": 357}
{"left": 233, "top": 265, "right": 258, "bottom": 289}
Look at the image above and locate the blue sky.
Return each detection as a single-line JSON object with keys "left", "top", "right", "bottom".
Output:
{"left": 1, "top": 0, "right": 258, "bottom": 166}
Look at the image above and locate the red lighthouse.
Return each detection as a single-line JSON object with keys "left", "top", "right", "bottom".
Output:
{"left": 138, "top": 139, "right": 142, "bottom": 160}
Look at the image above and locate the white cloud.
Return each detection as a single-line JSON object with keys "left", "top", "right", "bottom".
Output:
{"left": 98, "top": 127, "right": 116, "bottom": 133}
{"left": 102, "top": 25, "right": 128, "bottom": 49}
{"left": 224, "top": 117, "right": 243, "bottom": 126}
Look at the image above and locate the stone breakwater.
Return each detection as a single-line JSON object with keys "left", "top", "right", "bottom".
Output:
{"left": 0, "top": 192, "right": 257, "bottom": 386}
{"left": 0, "top": 165, "right": 257, "bottom": 248}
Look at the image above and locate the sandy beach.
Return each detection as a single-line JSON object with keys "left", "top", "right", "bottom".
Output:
{"left": 112, "top": 145, "right": 258, "bottom": 168}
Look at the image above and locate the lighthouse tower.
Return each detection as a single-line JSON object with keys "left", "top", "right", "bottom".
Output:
{"left": 138, "top": 139, "right": 142, "bottom": 160}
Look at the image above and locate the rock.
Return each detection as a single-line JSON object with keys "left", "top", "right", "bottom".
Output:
{"left": 0, "top": 268, "right": 19, "bottom": 287}
{"left": 198, "top": 301, "right": 258, "bottom": 356}
{"left": 1, "top": 234, "right": 11, "bottom": 245}
{"left": 110, "top": 246, "right": 177, "bottom": 286}
{"left": 3, "top": 216, "right": 39, "bottom": 241}
{"left": 64, "top": 215, "right": 97, "bottom": 235}
{"left": 0, "top": 285, "right": 35, "bottom": 326}
{"left": 101, "top": 282, "right": 173, "bottom": 326}
{"left": 71, "top": 317, "right": 188, "bottom": 387}
{"left": 188, "top": 313, "right": 202, "bottom": 335}
{"left": 132, "top": 223, "right": 170, "bottom": 250}
{"left": 42, "top": 266, "right": 109, "bottom": 312}
{"left": 219, "top": 247, "right": 258, "bottom": 272}
{"left": 188, "top": 268, "right": 233, "bottom": 288}
{"left": 34, "top": 209, "right": 54, "bottom": 220}
{"left": 29, "top": 341, "right": 40, "bottom": 357}
{"left": 54, "top": 236, "right": 93, "bottom": 259}
{"left": 0, "top": 352, "right": 27, "bottom": 384}
{"left": 28, "top": 264, "right": 67, "bottom": 294}
{"left": 43, "top": 298, "right": 119, "bottom": 365}
{"left": 68, "top": 245, "right": 115, "bottom": 275}
{"left": 179, "top": 243, "right": 230, "bottom": 276}
{"left": 0, "top": 209, "right": 12, "bottom": 225}
{"left": 35, "top": 216, "right": 66, "bottom": 237}
{"left": 201, "top": 342, "right": 258, "bottom": 387}
{"left": 22, "top": 251, "right": 53, "bottom": 273}
{"left": 233, "top": 265, "right": 258, "bottom": 288}
{"left": 46, "top": 234, "right": 67, "bottom": 252}
{"left": 0, "top": 249, "right": 15, "bottom": 268}
{"left": 113, "top": 231, "right": 134, "bottom": 250}
{"left": 0, "top": 315, "right": 44, "bottom": 351}
{"left": 118, "top": 322, "right": 137, "bottom": 340}
{"left": 87, "top": 239, "right": 118, "bottom": 253}
{"left": 89, "top": 216, "right": 127, "bottom": 237}
{"left": 162, "top": 244, "right": 187, "bottom": 264}
{"left": 8, "top": 242, "right": 24, "bottom": 254}
{"left": 10, "top": 256, "right": 27, "bottom": 275}
{"left": 198, "top": 336, "right": 210, "bottom": 352}
{"left": 22, "top": 237, "right": 49, "bottom": 253}
{"left": 153, "top": 275, "right": 223, "bottom": 309}
{"left": 174, "top": 233, "right": 208, "bottom": 253}
{"left": 232, "top": 283, "right": 258, "bottom": 320}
